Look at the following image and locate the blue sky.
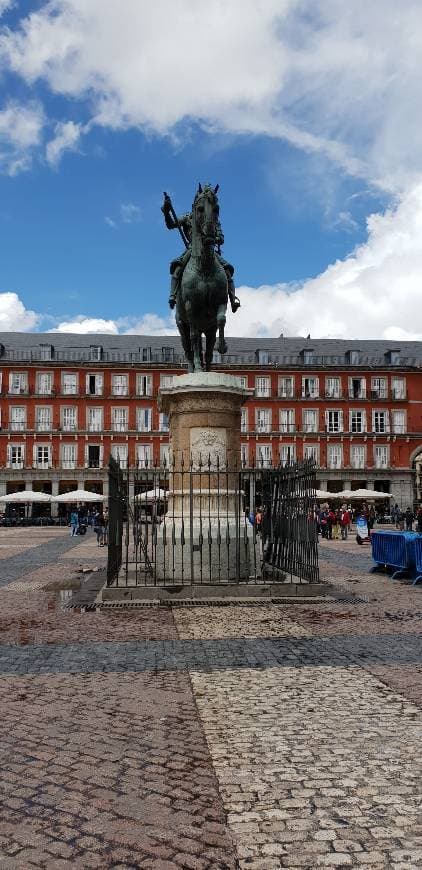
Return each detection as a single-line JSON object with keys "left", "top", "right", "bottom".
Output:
{"left": 0, "top": 1, "right": 421, "bottom": 341}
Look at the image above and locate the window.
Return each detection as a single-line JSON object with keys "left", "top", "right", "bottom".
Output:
{"left": 256, "top": 349, "right": 269, "bottom": 364}
{"left": 302, "top": 409, "right": 318, "bottom": 432}
{"left": 372, "top": 410, "right": 389, "bottom": 433}
{"left": 85, "top": 444, "right": 103, "bottom": 468}
{"left": 112, "top": 407, "right": 128, "bottom": 432}
{"left": 279, "top": 409, "right": 295, "bottom": 433}
{"left": 86, "top": 373, "right": 103, "bottom": 396}
{"left": 374, "top": 445, "right": 389, "bottom": 469}
{"left": 137, "top": 444, "right": 152, "bottom": 467}
{"left": 241, "top": 407, "right": 248, "bottom": 433}
{"left": 39, "top": 343, "right": 53, "bottom": 361}
{"left": 348, "top": 350, "right": 360, "bottom": 365}
{"left": 302, "top": 377, "right": 319, "bottom": 398}
{"left": 326, "top": 410, "right": 343, "bottom": 433}
{"left": 256, "top": 444, "right": 272, "bottom": 467}
{"left": 7, "top": 444, "right": 24, "bottom": 468}
{"left": 389, "top": 350, "right": 401, "bottom": 365}
{"left": 160, "top": 374, "right": 174, "bottom": 389}
{"left": 137, "top": 407, "right": 152, "bottom": 432}
{"left": 62, "top": 372, "right": 78, "bottom": 395}
{"left": 351, "top": 445, "right": 366, "bottom": 469}
{"left": 111, "top": 444, "right": 128, "bottom": 468}
{"left": 278, "top": 376, "right": 294, "bottom": 398}
{"left": 62, "top": 407, "right": 77, "bottom": 431}
{"left": 256, "top": 409, "right": 271, "bottom": 432}
{"left": 34, "top": 445, "right": 51, "bottom": 469}
{"left": 9, "top": 372, "right": 28, "bottom": 394}
{"left": 391, "top": 377, "right": 406, "bottom": 399}
{"left": 162, "top": 346, "right": 174, "bottom": 362}
{"left": 241, "top": 443, "right": 248, "bottom": 466}
{"left": 303, "top": 350, "right": 314, "bottom": 364}
{"left": 238, "top": 376, "right": 247, "bottom": 388}
{"left": 61, "top": 443, "right": 76, "bottom": 469}
{"left": 304, "top": 445, "right": 319, "bottom": 464}
{"left": 159, "top": 413, "right": 169, "bottom": 432}
{"left": 137, "top": 373, "right": 153, "bottom": 396}
{"left": 141, "top": 347, "right": 152, "bottom": 362}
{"left": 349, "top": 410, "right": 366, "bottom": 433}
{"left": 371, "top": 377, "right": 387, "bottom": 399}
{"left": 89, "top": 345, "right": 102, "bottom": 361}
{"left": 392, "top": 410, "right": 406, "bottom": 434}
{"left": 280, "top": 444, "right": 295, "bottom": 465}
{"left": 36, "top": 372, "right": 52, "bottom": 395}
{"left": 9, "top": 406, "right": 26, "bottom": 431}
{"left": 255, "top": 376, "right": 270, "bottom": 397}
{"left": 349, "top": 377, "right": 366, "bottom": 399}
{"left": 325, "top": 377, "right": 341, "bottom": 398}
{"left": 160, "top": 444, "right": 170, "bottom": 466}
{"left": 111, "top": 374, "right": 128, "bottom": 396}
{"left": 327, "top": 444, "right": 343, "bottom": 469}
{"left": 87, "top": 407, "right": 103, "bottom": 432}
{"left": 35, "top": 407, "right": 52, "bottom": 432}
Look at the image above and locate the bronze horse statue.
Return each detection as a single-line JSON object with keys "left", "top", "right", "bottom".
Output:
{"left": 175, "top": 185, "right": 229, "bottom": 372}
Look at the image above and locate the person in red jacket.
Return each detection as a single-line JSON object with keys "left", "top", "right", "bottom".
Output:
{"left": 340, "top": 505, "right": 350, "bottom": 540}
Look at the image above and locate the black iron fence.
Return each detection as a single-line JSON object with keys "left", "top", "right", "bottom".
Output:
{"left": 107, "top": 457, "right": 319, "bottom": 587}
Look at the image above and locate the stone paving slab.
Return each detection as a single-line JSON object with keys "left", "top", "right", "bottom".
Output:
{"left": 0, "top": 530, "right": 86, "bottom": 587}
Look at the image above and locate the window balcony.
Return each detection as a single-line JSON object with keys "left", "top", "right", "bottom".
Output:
{"left": 348, "top": 390, "right": 366, "bottom": 400}
{"left": 370, "top": 390, "right": 388, "bottom": 400}
{"left": 279, "top": 424, "right": 296, "bottom": 433}
{"left": 9, "top": 422, "right": 26, "bottom": 432}
{"left": 112, "top": 424, "right": 128, "bottom": 432}
{"left": 325, "top": 390, "right": 343, "bottom": 399}
{"left": 61, "top": 460, "right": 77, "bottom": 470}
{"left": 7, "top": 461, "right": 24, "bottom": 470}
{"left": 8, "top": 388, "right": 28, "bottom": 396}
{"left": 33, "top": 461, "right": 52, "bottom": 470}
{"left": 87, "top": 425, "right": 103, "bottom": 433}
{"left": 35, "top": 423, "right": 52, "bottom": 433}
{"left": 61, "top": 424, "right": 77, "bottom": 432}
{"left": 391, "top": 390, "right": 407, "bottom": 400}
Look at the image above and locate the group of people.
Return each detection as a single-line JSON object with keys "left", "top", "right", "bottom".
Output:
{"left": 69, "top": 506, "right": 109, "bottom": 545}
{"left": 391, "top": 503, "right": 422, "bottom": 532}
{"left": 316, "top": 505, "right": 352, "bottom": 540}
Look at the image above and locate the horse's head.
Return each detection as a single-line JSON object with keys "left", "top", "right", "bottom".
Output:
{"left": 193, "top": 183, "right": 220, "bottom": 248}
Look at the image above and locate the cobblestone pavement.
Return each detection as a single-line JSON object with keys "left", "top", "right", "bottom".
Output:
{"left": 0, "top": 529, "right": 422, "bottom": 868}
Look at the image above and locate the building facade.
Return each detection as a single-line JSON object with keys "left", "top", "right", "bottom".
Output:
{"left": 0, "top": 332, "right": 421, "bottom": 511}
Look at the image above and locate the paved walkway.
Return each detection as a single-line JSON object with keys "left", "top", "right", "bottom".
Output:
{"left": 0, "top": 529, "right": 421, "bottom": 868}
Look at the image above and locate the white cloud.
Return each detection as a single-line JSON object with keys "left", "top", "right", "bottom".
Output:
{"left": 0, "top": 101, "right": 44, "bottom": 174}
{"left": 0, "top": 1, "right": 13, "bottom": 17}
{"left": 121, "top": 313, "right": 177, "bottom": 335}
{"left": 46, "top": 120, "right": 82, "bottom": 166}
{"left": 51, "top": 316, "right": 119, "bottom": 334}
{"left": 120, "top": 202, "right": 141, "bottom": 224}
{"left": 227, "top": 185, "right": 422, "bottom": 341}
{"left": 1, "top": 1, "right": 422, "bottom": 190}
{"left": 104, "top": 216, "right": 117, "bottom": 229}
{"left": 0, "top": 291, "right": 39, "bottom": 330}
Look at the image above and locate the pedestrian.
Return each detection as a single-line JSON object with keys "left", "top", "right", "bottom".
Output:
{"left": 70, "top": 509, "right": 78, "bottom": 536}
{"left": 94, "top": 510, "right": 103, "bottom": 545}
{"left": 255, "top": 509, "right": 262, "bottom": 534}
{"left": 332, "top": 508, "right": 341, "bottom": 540}
{"left": 340, "top": 505, "right": 350, "bottom": 540}
{"left": 103, "top": 507, "right": 109, "bottom": 546}
{"left": 327, "top": 508, "right": 335, "bottom": 540}
{"left": 417, "top": 506, "right": 422, "bottom": 533}
{"left": 405, "top": 506, "right": 414, "bottom": 531}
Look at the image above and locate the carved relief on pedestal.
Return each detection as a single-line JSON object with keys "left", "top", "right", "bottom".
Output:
{"left": 190, "top": 427, "right": 227, "bottom": 470}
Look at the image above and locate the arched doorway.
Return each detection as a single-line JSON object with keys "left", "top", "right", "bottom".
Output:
{"left": 410, "top": 445, "right": 422, "bottom": 506}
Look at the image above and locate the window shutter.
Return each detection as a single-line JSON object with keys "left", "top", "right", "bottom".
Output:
{"left": 99, "top": 446, "right": 104, "bottom": 467}
{"left": 84, "top": 444, "right": 89, "bottom": 467}
{"left": 339, "top": 410, "right": 343, "bottom": 432}
{"left": 7, "top": 444, "right": 11, "bottom": 465}
{"left": 362, "top": 410, "right": 367, "bottom": 432}
{"left": 325, "top": 409, "right": 329, "bottom": 429}
{"left": 385, "top": 411, "right": 390, "bottom": 432}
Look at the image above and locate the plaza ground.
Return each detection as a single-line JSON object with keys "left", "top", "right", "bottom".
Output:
{"left": 0, "top": 528, "right": 421, "bottom": 868}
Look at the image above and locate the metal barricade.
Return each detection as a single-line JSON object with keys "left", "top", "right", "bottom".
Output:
{"left": 371, "top": 530, "right": 419, "bottom": 580}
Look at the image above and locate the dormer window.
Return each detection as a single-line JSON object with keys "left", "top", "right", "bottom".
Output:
{"left": 302, "top": 349, "right": 314, "bottom": 365}
{"left": 347, "top": 350, "right": 360, "bottom": 365}
{"left": 39, "top": 343, "right": 53, "bottom": 361}
{"left": 256, "top": 349, "right": 269, "bottom": 364}
{"left": 162, "top": 346, "right": 174, "bottom": 362}
{"left": 388, "top": 350, "right": 401, "bottom": 365}
{"left": 89, "top": 345, "right": 102, "bottom": 362}
{"left": 141, "top": 346, "right": 152, "bottom": 362}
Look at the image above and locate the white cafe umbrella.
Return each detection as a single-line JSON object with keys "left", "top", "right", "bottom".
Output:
{"left": 1, "top": 490, "right": 51, "bottom": 503}
{"left": 51, "top": 489, "right": 105, "bottom": 503}
{"left": 315, "top": 489, "right": 336, "bottom": 500}
{"left": 134, "top": 488, "right": 167, "bottom": 502}
{"left": 340, "top": 488, "right": 392, "bottom": 500}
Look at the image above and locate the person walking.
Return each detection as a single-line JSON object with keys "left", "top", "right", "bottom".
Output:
{"left": 405, "top": 506, "right": 414, "bottom": 531}
{"left": 340, "top": 505, "right": 350, "bottom": 540}
{"left": 70, "top": 509, "right": 78, "bottom": 536}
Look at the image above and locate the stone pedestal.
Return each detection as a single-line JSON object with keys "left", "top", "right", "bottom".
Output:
{"left": 156, "top": 372, "right": 254, "bottom": 583}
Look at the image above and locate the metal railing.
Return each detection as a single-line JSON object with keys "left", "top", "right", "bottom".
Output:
{"left": 107, "top": 457, "right": 319, "bottom": 588}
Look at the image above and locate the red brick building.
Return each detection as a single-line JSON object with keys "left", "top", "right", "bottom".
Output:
{"left": 0, "top": 332, "right": 421, "bottom": 511}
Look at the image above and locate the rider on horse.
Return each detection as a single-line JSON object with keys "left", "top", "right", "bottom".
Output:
{"left": 162, "top": 187, "right": 240, "bottom": 313}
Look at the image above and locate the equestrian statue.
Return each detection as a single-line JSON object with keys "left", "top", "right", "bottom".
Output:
{"left": 162, "top": 183, "right": 240, "bottom": 372}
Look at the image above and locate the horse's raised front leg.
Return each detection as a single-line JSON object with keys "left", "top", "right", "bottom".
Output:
{"left": 216, "top": 303, "right": 228, "bottom": 355}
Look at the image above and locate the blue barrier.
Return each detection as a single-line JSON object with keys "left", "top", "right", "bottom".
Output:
{"left": 412, "top": 536, "right": 422, "bottom": 586}
{"left": 371, "top": 530, "right": 419, "bottom": 580}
